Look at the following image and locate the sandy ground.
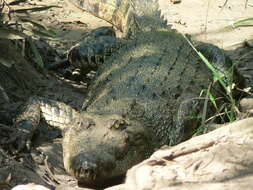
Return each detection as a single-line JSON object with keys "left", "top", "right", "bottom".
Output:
{"left": 159, "top": 0, "right": 253, "bottom": 49}
{"left": 7, "top": 0, "right": 253, "bottom": 51}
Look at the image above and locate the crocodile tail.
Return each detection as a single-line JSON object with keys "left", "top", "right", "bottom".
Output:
{"left": 127, "top": 0, "right": 169, "bottom": 34}
{"left": 68, "top": 0, "right": 132, "bottom": 34}
{"left": 68, "top": 0, "right": 170, "bottom": 36}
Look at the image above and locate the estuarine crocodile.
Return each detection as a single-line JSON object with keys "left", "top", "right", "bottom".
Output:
{"left": 14, "top": 0, "right": 243, "bottom": 188}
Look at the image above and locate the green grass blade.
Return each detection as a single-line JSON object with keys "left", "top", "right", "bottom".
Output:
{"left": 11, "top": 5, "right": 60, "bottom": 13}
{"left": 232, "top": 17, "right": 253, "bottom": 28}
{"left": 225, "top": 107, "right": 236, "bottom": 122}
{"left": 27, "top": 37, "right": 44, "bottom": 69}
{"left": 197, "top": 52, "right": 228, "bottom": 91}
{"left": 21, "top": 18, "right": 58, "bottom": 39}
{"left": 0, "top": 57, "right": 14, "bottom": 67}
{"left": 207, "top": 91, "right": 218, "bottom": 109}
{"left": 0, "top": 27, "right": 27, "bottom": 39}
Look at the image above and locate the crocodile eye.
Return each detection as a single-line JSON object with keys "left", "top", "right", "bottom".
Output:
{"left": 106, "top": 119, "right": 128, "bottom": 130}
{"left": 118, "top": 120, "right": 128, "bottom": 128}
{"left": 74, "top": 118, "right": 95, "bottom": 133}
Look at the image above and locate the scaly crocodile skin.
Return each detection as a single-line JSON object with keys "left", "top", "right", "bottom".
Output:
{"left": 68, "top": 0, "right": 132, "bottom": 33}
{"left": 15, "top": 0, "right": 243, "bottom": 188}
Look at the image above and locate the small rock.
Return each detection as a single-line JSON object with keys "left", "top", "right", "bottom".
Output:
{"left": 11, "top": 183, "right": 50, "bottom": 190}
{"left": 0, "top": 169, "right": 11, "bottom": 185}
{"left": 170, "top": 0, "right": 181, "bottom": 4}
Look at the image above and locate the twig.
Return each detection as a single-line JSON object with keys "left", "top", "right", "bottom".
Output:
{"left": 43, "top": 155, "right": 60, "bottom": 186}
{"left": 0, "top": 84, "right": 10, "bottom": 103}
{"left": 201, "top": 83, "right": 212, "bottom": 127}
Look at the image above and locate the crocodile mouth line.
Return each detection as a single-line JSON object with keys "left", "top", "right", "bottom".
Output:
{"left": 78, "top": 174, "right": 124, "bottom": 189}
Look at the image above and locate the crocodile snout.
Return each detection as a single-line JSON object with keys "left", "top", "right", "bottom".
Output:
{"left": 78, "top": 159, "right": 98, "bottom": 181}
{"left": 69, "top": 152, "right": 116, "bottom": 187}
{"left": 63, "top": 113, "right": 149, "bottom": 188}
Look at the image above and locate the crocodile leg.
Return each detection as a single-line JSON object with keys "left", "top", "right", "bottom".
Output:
{"left": 14, "top": 96, "right": 80, "bottom": 150}
{"left": 171, "top": 44, "right": 239, "bottom": 146}
{"left": 68, "top": 0, "right": 168, "bottom": 36}
{"left": 171, "top": 93, "right": 205, "bottom": 146}
{"left": 68, "top": 27, "right": 122, "bottom": 74}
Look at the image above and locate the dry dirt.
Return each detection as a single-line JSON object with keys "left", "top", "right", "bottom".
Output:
{"left": 159, "top": 0, "right": 253, "bottom": 49}
{"left": 1, "top": 0, "right": 253, "bottom": 189}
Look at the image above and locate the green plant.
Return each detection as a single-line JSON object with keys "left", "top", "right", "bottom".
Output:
{"left": 0, "top": 0, "right": 59, "bottom": 68}
{"left": 222, "top": 0, "right": 250, "bottom": 9}
{"left": 183, "top": 35, "right": 238, "bottom": 134}
{"left": 230, "top": 17, "right": 253, "bottom": 28}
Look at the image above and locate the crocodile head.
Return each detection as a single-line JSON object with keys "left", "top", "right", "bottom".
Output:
{"left": 62, "top": 113, "right": 152, "bottom": 188}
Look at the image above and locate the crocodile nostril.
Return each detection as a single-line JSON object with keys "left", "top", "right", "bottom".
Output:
{"left": 79, "top": 161, "right": 97, "bottom": 178}
{"left": 71, "top": 152, "right": 116, "bottom": 185}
